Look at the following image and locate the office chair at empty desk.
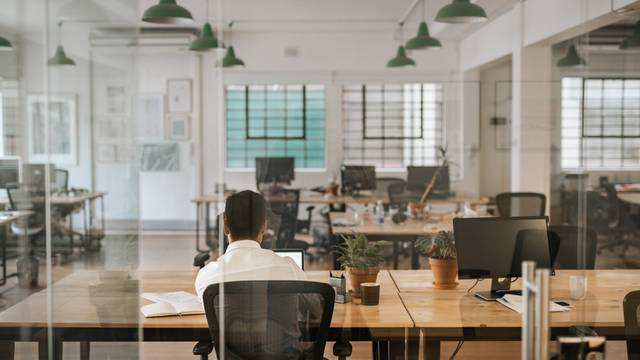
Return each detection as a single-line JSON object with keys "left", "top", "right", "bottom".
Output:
{"left": 193, "top": 280, "right": 335, "bottom": 360}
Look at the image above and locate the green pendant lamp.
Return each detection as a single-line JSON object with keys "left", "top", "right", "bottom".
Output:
{"left": 49, "top": 23, "right": 75, "bottom": 66}
{"left": 435, "top": 0, "right": 488, "bottom": 24}
{"left": 191, "top": 23, "right": 218, "bottom": 51}
{"left": 406, "top": 22, "right": 441, "bottom": 49}
{"left": 557, "top": 45, "right": 586, "bottom": 68}
{"left": 387, "top": 46, "right": 416, "bottom": 67}
{"left": 221, "top": 46, "right": 245, "bottom": 67}
{"left": 0, "top": 36, "right": 12, "bottom": 51}
{"left": 620, "top": 20, "right": 640, "bottom": 50}
{"left": 142, "top": 0, "right": 193, "bottom": 25}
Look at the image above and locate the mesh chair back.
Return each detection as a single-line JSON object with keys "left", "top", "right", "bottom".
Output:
{"left": 548, "top": 225, "right": 597, "bottom": 269}
{"left": 203, "top": 280, "right": 335, "bottom": 360}
{"left": 55, "top": 169, "right": 69, "bottom": 192}
{"left": 624, "top": 290, "right": 640, "bottom": 360}
{"left": 6, "top": 184, "right": 46, "bottom": 228}
{"left": 263, "top": 189, "right": 300, "bottom": 248}
{"left": 496, "top": 192, "right": 546, "bottom": 217}
{"left": 375, "top": 178, "right": 404, "bottom": 199}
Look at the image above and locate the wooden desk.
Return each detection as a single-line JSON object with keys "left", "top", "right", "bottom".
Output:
{"left": 391, "top": 269, "right": 639, "bottom": 359}
{"left": 618, "top": 192, "right": 640, "bottom": 206}
{"left": 0, "top": 270, "right": 412, "bottom": 359}
{"left": 330, "top": 212, "right": 452, "bottom": 269}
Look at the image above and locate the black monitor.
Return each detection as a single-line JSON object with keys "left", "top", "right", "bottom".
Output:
{"left": 453, "top": 216, "right": 552, "bottom": 301}
{"left": 255, "top": 157, "right": 295, "bottom": 186}
{"left": 0, "top": 158, "right": 20, "bottom": 189}
{"left": 341, "top": 166, "right": 376, "bottom": 196}
{"left": 406, "top": 166, "right": 450, "bottom": 195}
{"left": 23, "top": 163, "right": 56, "bottom": 190}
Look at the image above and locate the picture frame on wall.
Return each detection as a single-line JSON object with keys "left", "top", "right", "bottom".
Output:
{"left": 96, "top": 117, "right": 127, "bottom": 140}
{"left": 106, "top": 85, "right": 127, "bottom": 115}
{"left": 27, "top": 94, "right": 78, "bottom": 165}
{"left": 140, "top": 143, "right": 180, "bottom": 172}
{"left": 168, "top": 114, "right": 190, "bottom": 141}
{"left": 167, "top": 79, "right": 192, "bottom": 113}
{"left": 135, "top": 93, "right": 165, "bottom": 141}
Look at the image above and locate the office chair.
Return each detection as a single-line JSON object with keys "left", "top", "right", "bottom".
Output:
{"left": 376, "top": 177, "right": 404, "bottom": 202}
{"left": 548, "top": 225, "right": 597, "bottom": 269}
{"left": 495, "top": 192, "right": 546, "bottom": 217}
{"left": 598, "top": 184, "right": 639, "bottom": 257}
{"left": 193, "top": 280, "right": 335, "bottom": 360}
{"left": 263, "top": 189, "right": 310, "bottom": 251}
{"left": 624, "top": 290, "right": 640, "bottom": 360}
{"left": 6, "top": 184, "right": 45, "bottom": 242}
{"left": 387, "top": 182, "right": 419, "bottom": 207}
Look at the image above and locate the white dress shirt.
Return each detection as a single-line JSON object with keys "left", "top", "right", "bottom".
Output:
{"left": 195, "top": 240, "right": 307, "bottom": 299}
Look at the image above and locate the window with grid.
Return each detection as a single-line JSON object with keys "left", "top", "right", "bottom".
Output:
{"left": 342, "top": 83, "right": 444, "bottom": 169}
{"left": 226, "top": 84, "right": 325, "bottom": 168}
{"left": 561, "top": 77, "right": 640, "bottom": 170}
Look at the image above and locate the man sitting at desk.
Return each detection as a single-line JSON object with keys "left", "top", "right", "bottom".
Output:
{"left": 195, "top": 190, "right": 316, "bottom": 358}
{"left": 195, "top": 190, "right": 307, "bottom": 297}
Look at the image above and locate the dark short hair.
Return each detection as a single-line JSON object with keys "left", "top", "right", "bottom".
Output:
{"left": 224, "top": 190, "right": 267, "bottom": 239}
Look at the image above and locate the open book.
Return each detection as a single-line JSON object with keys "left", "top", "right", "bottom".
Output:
{"left": 141, "top": 291, "right": 204, "bottom": 318}
{"left": 497, "top": 294, "right": 570, "bottom": 314}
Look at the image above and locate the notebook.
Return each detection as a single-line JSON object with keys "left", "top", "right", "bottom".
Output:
{"left": 497, "top": 294, "right": 569, "bottom": 314}
{"left": 140, "top": 291, "right": 204, "bottom": 318}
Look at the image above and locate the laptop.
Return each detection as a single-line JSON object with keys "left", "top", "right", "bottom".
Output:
{"left": 274, "top": 249, "right": 305, "bottom": 270}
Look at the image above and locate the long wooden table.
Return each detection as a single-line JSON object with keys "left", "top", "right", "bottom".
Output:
{"left": 330, "top": 212, "right": 452, "bottom": 269}
{"left": 391, "top": 269, "right": 640, "bottom": 359}
{"left": 0, "top": 270, "right": 413, "bottom": 359}
{"left": 618, "top": 192, "right": 640, "bottom": 206}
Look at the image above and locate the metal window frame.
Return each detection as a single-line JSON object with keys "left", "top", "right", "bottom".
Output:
{"left": 244, "top": 85, "right": 307, "bottom": 141}
{"left": 361, "top": 84, "right": 425, "bottom": 140}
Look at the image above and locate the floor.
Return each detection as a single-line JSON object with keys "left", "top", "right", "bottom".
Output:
{"left": 0, "top": 232, "right": 636, "bottom": 359}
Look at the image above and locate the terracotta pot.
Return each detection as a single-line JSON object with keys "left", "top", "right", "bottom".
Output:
{"left": 345, "top": 266, "right": 380, "bottom": 298}
{"left": 429, "top": 258, "right": 458, "bottom": 289}
{"left": 408, "top": 201, "right": 427, "bottom": 218}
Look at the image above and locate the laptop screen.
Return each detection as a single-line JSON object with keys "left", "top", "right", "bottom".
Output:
{"left": 274, "top": 249, "right": 304, "bottom": 270}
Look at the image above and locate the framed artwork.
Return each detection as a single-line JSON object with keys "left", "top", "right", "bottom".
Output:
{"left": 27, "top": 94, "right": 78, "bottom": 165}
{"left": 96, "top": 143, "right": 117, "bottom": 163}
{"left": 135, "top": 94, "right": 165, "bottom": 141}
{"left": 107, "top": 85, "right": 127, "bottom": 115}
{"left": 140, "top": 143, "right": 179, "bottom": 172}
{"left": 167, "top": 79, "right": 192, "bottom": 113}
{"left": 168, "top": 114, "right": 190, "bottom": 141}
{"left": 96, "top": 117, "right": 127, "bottom": 139}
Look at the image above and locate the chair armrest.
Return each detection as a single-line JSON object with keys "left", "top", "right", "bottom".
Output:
{"left": 192, "top": 341, "right": 213, "bottom": 356}
{"left": 193, "top": 252, "right": 210, "bottom": 268}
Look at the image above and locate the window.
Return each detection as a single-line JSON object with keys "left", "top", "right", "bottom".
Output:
{"left": 561, "top": 77, "right": 640, "bottom": 170}
{"left": 342, "top": 83, "right": 444, "bottom": 169}
{"left": 226, "top": 84, "right": 325, "bottom": 168}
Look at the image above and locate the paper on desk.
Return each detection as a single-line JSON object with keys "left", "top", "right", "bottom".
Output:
{"left": 497, "top": 294, "right": 569, "bottom": 314}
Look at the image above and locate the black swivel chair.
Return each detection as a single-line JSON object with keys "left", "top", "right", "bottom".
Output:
{"left": 387, "top": 182, "right": 419, "bottom": 208}
{"left": 598, "top": 184, "right": 639, "bottom": 257}
{"left": 193, "top": 280, "right": 335, "bottom": 360}
{"left": 376, "top": 178, "right": 404, "bottom": 205}
{"left": 624, "top": 290, "right": 640, "bottom": 360}
{"left": 548, "top": 225, "right": 598, "bottom": 269}
{"left": 6, "top": 184, "right": 46, "bottom": 248}
{"left": 495, "top": 192, "right": 546, "bottom": 217}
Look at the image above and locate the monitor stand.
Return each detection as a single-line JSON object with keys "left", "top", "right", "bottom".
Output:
{"left": 474, "top": 277, "right": 522, "bottom": 301}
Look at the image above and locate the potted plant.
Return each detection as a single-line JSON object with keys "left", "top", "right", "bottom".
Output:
{"left": 415, "top": 230, "right": 458, "bottom": 289}
{"left": 335, "top": 233, "right": 388, "bottom": 298}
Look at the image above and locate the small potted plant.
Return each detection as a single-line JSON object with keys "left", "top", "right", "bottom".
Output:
{"left": 415, "top": 230, "right": 458, "bottom": 289}
{"left": 335, "top": 233, "right": 388, "bottom": 298}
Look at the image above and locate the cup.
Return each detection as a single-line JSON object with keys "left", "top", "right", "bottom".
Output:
{"left": 360, "top": 282, "right": 380, "bottom": 305}
{"left": 569, "top": 275, "right": 587, "bottom": 300}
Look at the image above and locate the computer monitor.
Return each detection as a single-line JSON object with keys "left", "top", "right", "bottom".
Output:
{"left": 0, "top": 157, "right": 21, "bottom": 189}
{"left": 341, "top": 166, "right": 376, "bottom": 196}
{"left": 274, "top": 249, "right": 304, "bottom": 270}
{"left": 453, "top": 216, "right": 552, "bottom": 301}
{"left": 23, "top": 163, "right": 56, "bottom": 190}
{"left": 255, "top": 157, "right": 295, "bottom": 186}
{"left": 406, "top": 166, "right": 450, "bottom": 195}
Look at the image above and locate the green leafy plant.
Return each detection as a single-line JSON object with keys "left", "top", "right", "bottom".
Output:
{"left": 415, "top": 230, "right": 456, "bottom": 260}
{"left": 335, "top": 233, "right": 388, "bottom": 269}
